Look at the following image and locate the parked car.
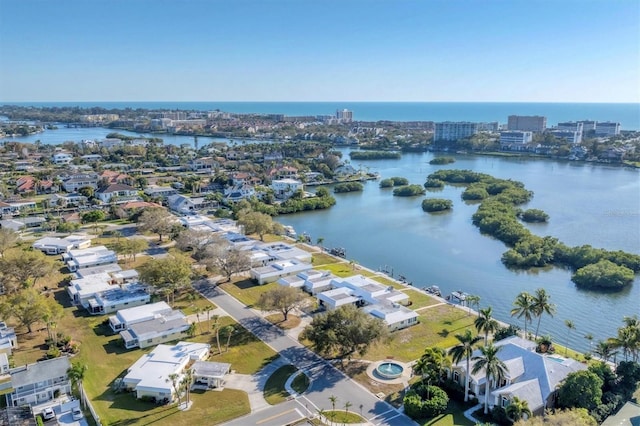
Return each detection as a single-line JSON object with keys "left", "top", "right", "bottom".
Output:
{"left": 72, "top": 406, "right": 83, "bottom": 420}
{"left": 42, "top": 407, "right": 55, "bottom": 421}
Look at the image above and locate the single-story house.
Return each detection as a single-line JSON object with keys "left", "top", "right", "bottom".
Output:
{"left": 62, "top": 245, "right": 118, "bottom": 272}
{"left": 363, "top": 303, "right": 419, "bottom": 331}
{"left": 96, "top": 183, "right": 140, "bottom": 204}
{"left": 250, "top": 259, "right": 313, "bottom": 285}
{"left": 111, "top": 302, "right": 190, "bottom": 349}
{"left": 32, "top": 234, "right": 92, "bottom": 255}
{"left": 108, "top": 301, "right": 172, "bottom": 333}
{"left": 122, "top": 342, "right": 210, "bottom": 402}
{"left": 86, "top": 283, "right": 150, "bottom": 315}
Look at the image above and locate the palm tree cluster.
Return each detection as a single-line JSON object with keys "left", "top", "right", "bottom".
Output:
{"left": 592, "top": 315, "right": 640, "bottom": 363}
{"left": 510, "top": 288, "right": 556, "bottom": 340}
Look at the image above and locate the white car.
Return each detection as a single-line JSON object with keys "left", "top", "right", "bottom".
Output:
{"left": 42, "top": 407, "right": 55, "bottom": 421}
{"left": 72, "top": 407, "right": 83, "bottom": 420}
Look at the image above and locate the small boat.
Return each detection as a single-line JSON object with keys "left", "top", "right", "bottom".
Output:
{"left": 283, "top": 225, "right": 297, "bottom": 239}
{"left": 424, "top": 285, "right": 441, "bottom": 297}
{"left": 451, "top": 291, "right": 467, "bottom": 302}
{"left": 330, "top": 247, "right": 346, "bottom": 258}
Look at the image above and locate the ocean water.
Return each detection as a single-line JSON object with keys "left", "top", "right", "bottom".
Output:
{"left": 4, "top": 101, "right": 640, "bottom": 130}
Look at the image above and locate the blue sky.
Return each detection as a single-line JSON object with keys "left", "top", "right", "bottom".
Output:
{"left": 0, "top": 0, "right": 638, "bottom": 102}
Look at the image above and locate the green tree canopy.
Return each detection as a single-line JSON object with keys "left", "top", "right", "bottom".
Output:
{"left": 557, "top": 370, "right": 603, "bottom": 411}
{"left": 300, "top": 304, "right": 388, "bottom": 362}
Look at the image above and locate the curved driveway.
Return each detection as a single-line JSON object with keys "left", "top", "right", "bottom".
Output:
{"left": 194, "top": 281, "right": 416, "bottom": 426}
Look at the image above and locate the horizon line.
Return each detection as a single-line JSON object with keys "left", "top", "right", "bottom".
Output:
{"left": 1, "top": 100, "right": 639, "bottom": 105}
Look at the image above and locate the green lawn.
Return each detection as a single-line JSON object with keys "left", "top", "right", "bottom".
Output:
{"left": 370, "top": 275, "right": 406, "bottom": 290}
{"left": 264, "top": 365, "right": 297, "bottom": 405}
{"left": 291, "top": 372, "right": 310, "bottom": 394}
{"left": 314, "top": 263, "right": 376, "bottom": 278}
{"left": 419, "top": 399, "right": 475, "bottom": 426}
{"left": 217, "top": 279, "right": 278, "bottom": 307}
{"left": 364, "top": 305, "right": 477, "bottom": 362}
{"left": 311, "top": 253, "right": 340, "bottom": 266}
{"left": 403, "top": 289, "right": 441, "bottom": 309}
{"left": 324, "top": 411, "right": 364, "bottom": 424}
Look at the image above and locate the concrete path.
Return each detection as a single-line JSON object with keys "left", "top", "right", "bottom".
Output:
{"left": 224, "top": 357, "right": 290, "bottom": 413}
{"left": 463, "top": 403, "right": 482, "bottom": 423}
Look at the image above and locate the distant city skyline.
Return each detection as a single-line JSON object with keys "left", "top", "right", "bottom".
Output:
{"left": 0, "top": 0, "right": 639, "bottom": 103}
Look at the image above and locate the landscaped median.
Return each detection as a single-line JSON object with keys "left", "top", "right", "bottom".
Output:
{"left": 263, "top": 364, "right": 310, "bottom": 405}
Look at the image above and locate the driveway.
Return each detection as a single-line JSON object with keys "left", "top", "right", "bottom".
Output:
{"left": 194, "top": 280, "right": 416, "bottom": 426}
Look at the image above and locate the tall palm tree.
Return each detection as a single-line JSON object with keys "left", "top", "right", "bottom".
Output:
{"left": 564, "top": 320, "right": 576, "bottom": 356}
{"left": 166, "top": 373, "right": 181, "bottom": 405}
{"left": 609, "top": 326, "right": 640, "bottom": 362}
{"left": 328, "top": 395, "right": 338, "bottom": 426}
{"left": 475, "top": 307, "right": 500, "bottom": 345}
{"left": 532, "top": 288, "right": 556, "bottom": 340}
{"left": 510, "top": 292, "right": 535, "bottom": 338}
{"left": 466, "top": 294, "right": 481, "bottom": 316}
{"left": 505, "top": 396, "right": 532, "bottom": 422}
{"left": 594, "top": 340, "right": 615, "bottom": 362}
{"left": 448, "top": 329, "right": 482, "bottom": 402}
{"left": 67, "top": 362, "right": 88, "bottom": 406}
{"left": 620, "top": 315, "right": 640, "bottom": 362}
{"left": 181, "top": 368, "right": 194, "bottom": 406}
{"left": 471, "top": 344, "right": 508, "bottom": 415}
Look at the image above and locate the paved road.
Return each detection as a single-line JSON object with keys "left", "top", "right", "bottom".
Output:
{"left": 194, "top": 281, "right": 416, "bottom": 426}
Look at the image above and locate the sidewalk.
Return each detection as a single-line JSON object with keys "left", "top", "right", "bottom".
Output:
{"left": 224, "top": 357, "right": 290, "bottom": 412}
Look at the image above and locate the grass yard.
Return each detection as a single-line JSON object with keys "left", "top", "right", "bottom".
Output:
{"left": 311, "top": 253, "right": 340, "bottom": 266}
{"left": 291, "top": 371, "right": 310, "bottom": 394}
{"left": 93, "top": 387, "right": 249, "bottom": 426}
{"left": 324, "top": 411, "right": 365, "bottom": 424}
{"left": 419, "top": 399, "right": 475, "bottom": 426}
{"left": 364, "top": 305, "right": 477, "bottom": 362}
{"left": 217, "top": 279, "right": 278, "bottom": 307}
{"left": 314, "top": 262, "right": 376, "bottom": 278}
{"left": 370, "top": 275, "right": 406, "bottom": 290}
{"left": 403, "top": 289, "right": 442, "bottom": 309}
{"left": 263, "top": 364, "right": 297, "bottom": 405}
{"left": 265, "top": 313, "right": 302, "bottom": 330}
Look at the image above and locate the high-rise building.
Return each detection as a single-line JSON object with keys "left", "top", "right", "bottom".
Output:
{"left": 507, "top": 115, "right": 547, "bottom": 133}
{"left": 336, "top": 109, "right": 353, "bottom": 123}
{"left": 595, "top": 122, "right": 621, "bottom": 137}
{"left": 434, "top": 122, "right": 479, "bottom": 141}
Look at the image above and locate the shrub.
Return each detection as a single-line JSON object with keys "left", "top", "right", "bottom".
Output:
{"left": 572, "top": 260, "right": 635, "bottom": 289}
{"left": 494, "top": 324, "right": 520, "bottom": 341}
{"left": 424, "top": 178, "right": 444, "bottom": 189}
{"left": 403, "top": 385, "right": 449, "bottom": 420}
{"left": 429, "top": 157, "right": 455, "bottom": 165}
{"left": 422, "top": 198, "right": 453, "bottom": 212}
{"left": 520, "top": 208, "right": 549, "bottom": 223}
{"left": 46, "top": 346, "right": 61, "bottom": 359}
{"left": 334, "top": 182, "right": 364, "bottom": 193}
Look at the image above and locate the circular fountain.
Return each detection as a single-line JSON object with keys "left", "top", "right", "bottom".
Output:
{"left": 375, "top": 361, "right": 405, "bottom": 380}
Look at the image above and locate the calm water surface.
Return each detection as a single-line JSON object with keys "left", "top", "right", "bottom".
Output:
{"left": 278, "top": 151, "right": 640, "bottom": 353}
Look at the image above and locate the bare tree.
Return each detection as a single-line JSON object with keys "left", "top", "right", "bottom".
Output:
{"left": 202, "top": 241, "right": 251, "bottom": 282}
{"left": 256, "top": 286, "right": 306, "bottom": 322}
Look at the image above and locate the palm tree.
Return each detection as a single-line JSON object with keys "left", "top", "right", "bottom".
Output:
{"left": 194, "top": 306, "right": 203, "bottom": 335}
{"left": 594, "top": 340, "right": 615, "bottom": 362}
{"left": 505, "top": 396, "right": 532, "bottom": 422}
{"left": 532, "top": 288, "right": 556, "bottom": 340}
{"left": 475, "top": 307, "right": 500, "bottom": 345}
{"left": 181, "top": 368, "right": 194, "bottom": 406}
{"left": 510, "top": 292, "right": 535, "bottom": 338}
{"left": 448, "top": 329, "right": 482, "bottom": 402}
{"left": 466, "top": 294, "right": 481, "bottom": 316}
{"left": 471, "top": 344, "right": 508, "bottom": 415}
{"left": 166, "top": 373, "right": 181, "bottom": 405}
{"left": 344, "top": 401, "right": 352, "bottom": 424}
{"left": 609, "top": 325, "right": 640, "bottom": 362}
{"left": 414, "top": 347, "right": 450, "bottom": 385}
{"left": 67, "top": 362, "right": 88, "bottom": 406}
{"left": 328, "top": 395, "right": 338, "bottom": 426}
{"left": 223, "top": 325, "right": 235, "bottom": 352}
{"left": 212, "top": 315, "right": 222, "bottom": 353}
{"left": 564, "top": 320, "right": 576, "bottom": 356}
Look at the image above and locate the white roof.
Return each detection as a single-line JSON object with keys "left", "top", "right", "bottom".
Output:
{"left": 364, "top": 303, "right": 418, "bottom": 326}
{"left": 33, "top": 237, "right": 74, "bottom": 250}
{"left": 66, "top": 245, "right": 117, "bottom": 267}
{"left": 68, "top": 273, "right": 113, "bottom": 299}
{"left": 123, "top": 342, "right": 210, "bottom": 393}
{"left": 114, "top": 301, "right": 172, "bottom": 326}
{"left": 318, "top": 287, "right": 360, "bottom": 307}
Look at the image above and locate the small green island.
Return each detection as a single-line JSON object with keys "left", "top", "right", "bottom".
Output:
{"left": 422, "top": 198, "right": 453, "bottom": 212}
{"left": 380, "top": 176, "right": 409, "bottom": 188}
{"left": 350, "top": 150, "right": 401, "bottom": 160}
{"left": 393, "top": 184, "right": 426, "bottom": 197}
{"left": 429, "top": 156, "right": 456, "bottom": 165}
{"left": 333, "top": 182, "right": 364, "bottom": 193}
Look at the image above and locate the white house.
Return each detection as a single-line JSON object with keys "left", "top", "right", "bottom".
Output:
{"left": 0, "top": 322, "right": 18, "bottom": 356}
{"left": 52, "top": 153, "right": 73, "bottom": 165}
{"left": 62, "top": 245, "right": 118, "bottom": 272}
{"left": 96, "top": 183, "right": 140, "bottom": 204}
{"left": 271, "top": 178, "right": 303, "bottom": 200}
{"left": 250, "top": 259, "right": 313, "bottom": 285}
{"left": 108, "top": 301, "right": 172, "bottom": 333}
{"left": 85, "top": 283, "right": 150, "bottom": 315}
{"left": 167, "top": 194, "right": 202, "bottom": 214}
{"left": 5, "top": 357, "right": 71, "bottom": 407}
{"left": 32, "top": 234, "right": 92, "bottom": 255}
{"left": 122, "top": 342, "right": 210, "bottom": 402}
{"left": 448, "top": 336, "right": 587, "bottom": 415}
{"left": 246, "top": 242, "right": 312, "bottom": 267}
{"left": 224, "top": 184, "right": 256, "bottom": 202}
{"left": 61, "top": 173, "right": 99, "bottom": 193}
{"left": 67, "top": 272, "right": 114, "bottom": 307}
{"left": 277, "top": 269, "right": 337, "bottom": 295}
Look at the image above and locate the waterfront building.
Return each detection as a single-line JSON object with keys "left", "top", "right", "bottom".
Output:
{"left": 52, "top": 152, "right": 73, "bottom": 165}
{"left": 595, "top": 121, "right": 621, "bottom": 136}
{"left": 434, "top": 122, "right": 479, "bottom": 141}
{"left": 448, "top": 336, "right": 586, "bottom": 416}
{"left": 499, "top": 131, "right": 533, "bottom": 149}
{"left": 250, "top": 259, "right": 313, "bottom": 285}
{"left": 549, "top": 130, "right": 581, "bottom": 144}
{"left": 556, "top": 121, "right": 584, "bottom": 143}
{"left": 507, "top": 115, "right": 547, "bottom": 132}
{"left": 271, "top": 178, "right": 304, "bottom": 200}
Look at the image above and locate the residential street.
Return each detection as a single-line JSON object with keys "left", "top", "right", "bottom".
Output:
{"left": 194, "top": 281, "right": 416, "bottom": 426}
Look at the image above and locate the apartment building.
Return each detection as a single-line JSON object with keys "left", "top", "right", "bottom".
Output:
{"left": 434, "top": 122, "right": 479, "bottom": 141}
{"left": 507, "top": 115, "right": 547, "bottom": 133}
